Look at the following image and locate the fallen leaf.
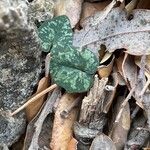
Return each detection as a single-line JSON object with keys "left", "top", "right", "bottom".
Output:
{"left": 122, "top": 53, "right": 137, "bottom": 89}
{"left": 81, "top": 0, "right": 124, "bottom": 28}
{"left": 38, "top": 15, "right": 73, "bottom": 52}
{"left": 27, "top": 87, "right": 61, "bottom": 150}
{"left": 38, "top": 15, "right": 99, "bottom": 93}
{"left": 25, "top": 76, "right": 49, "bottom": 121}
{"left": 67, "top": 138, "right": 78, "bottom": 150}
{"left": 80, "top": 1, "right": 111, "bottom": 26}
{"left": 73, "top": 8, "right": 150, "bottom": 55}
{"left": 54, "top": 0, "right": 83, "bottom": 28}
{"left": 24, "top": 114, "right": 53, "bottom": 150}
{"left": 90, "top": 134, "right": 116, "bottom": 150}
{"left": 116, "top": 53, "right": 125, "bottom": 77}
{"left": 137, "top": 0, "right": 150, "bottom": 9}
{"left": 50, "top": 45, "right": 99, "bottom": 93}
{"left": 98, "top": 54, "right": 114, "bottom": 78}
{"left": 50, "top": 93, "right": 79, "bottom": 150}
{"left": 100, "top": 52, "right": 112, "bottom": 64}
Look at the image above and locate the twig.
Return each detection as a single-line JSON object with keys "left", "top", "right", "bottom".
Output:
{"left": 136, "top": 127, "right": 150, "bottom": 132}
{"left": 139, "top": 71, "right": 150, "bottom": 97}
{"left": 139, "top": 79, "right": 150, "bottom": 96}
{"left": 10, "top": 84, "right": 58, "bottom": 116}
{"left": 60, "top": 96, "right": 82, "bottom": 119}
{"left": 131, "top": 105, "right": 140, "bottom": 119}
{"left": 115, "top": 87, "right": 135, "bottom": 123}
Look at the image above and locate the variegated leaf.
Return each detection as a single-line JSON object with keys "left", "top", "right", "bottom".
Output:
{"left": 38, "top": 15, "right": 73, "bottom": 52}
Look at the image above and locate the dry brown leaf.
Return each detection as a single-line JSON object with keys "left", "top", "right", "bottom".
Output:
{"left": 67, "top": 138, "right": 78, "bottom": 150}
{"left": 24, "top": 87, "right": 61, "bottom": 150}
{"left": 73, "top": 8, "right": 150, "bottom": 56}
{"left": 135, "top": 55, "right": 150, "bottom": 72}
{"left": 25, "top": 76, "right": 49, "bottom": 121}
{"left": 98, "top": 54, "right": 114, "bottom": 78}
{"left": 122, "top": 53, "right": 137, "bottom": 89}
{"left": 54, "top": 0, "right": 83, "bottom": 28}
{"left": 109, "top": 96, "right": 130, "bottom": 150}
{"left": 50, "top": 93, "right": 79, "bottom": 150}
{"left": 116, "top": 53, "right": 125, "bottom": 77}
{"left": 137, "top": 0, "right": 150, "bottom": 9}
{"left": 100, "top": 52, "right": 112, "bottom": 64}
{"left": 80, "top": 1, "right": 111, "bottom": 26}
{"left": 90, "top": 134, "right": 116, "bottom": 150}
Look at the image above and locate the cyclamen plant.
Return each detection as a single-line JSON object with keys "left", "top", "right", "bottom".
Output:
{"left": 38, "top": 15, "right": 99, "bottom": 93}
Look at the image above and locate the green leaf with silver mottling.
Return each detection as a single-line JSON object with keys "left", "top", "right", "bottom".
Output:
{"left": 50, "top": 45, "right": 99, "bottom": 93}
{"left": 38, "top": 15, "right": 99, "bottom": 93}
{"left": 38, "top": 15, "right": 73, "bottom": 52}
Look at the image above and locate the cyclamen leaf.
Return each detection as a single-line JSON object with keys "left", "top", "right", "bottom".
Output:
{"left": 50, "top": 64, "right": 94, "bottom": 93}
{"left": 38, "top": 15, "right": 73, "bottom": 52}
{"left": 38, "top": 15, "right": 99, "bottom": 93}
{"left": 50, "top": 45, "right": 99, "bottom": 93}
{"left": 51, "top": 45, "right": 98, "bottom": 74}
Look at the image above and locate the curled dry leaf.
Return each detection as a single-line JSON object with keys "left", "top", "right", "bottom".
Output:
{"left": 98, "top": 54, "right": 115, "bottom": 78}
{"left": 50, "top": 93, "right": 79, "bottom": 150}
{"left": 100, "top": 52, "right": 112, "bottom": 64}
{"left": 90, "top": 134, "right": 116, "bottom": 150}
{"left": 116, "top": 53, "right": 125, "bottom": 77}
{"left": 25, "top": 76, "right": 49, "bottom": 121}
{"left": 73, "top": 8, "right": 150, "bottom": 56}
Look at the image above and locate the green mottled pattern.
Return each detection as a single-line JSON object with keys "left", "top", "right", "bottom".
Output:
{"left": 50, "top": 45, "right": 99, "bottom": 93}
{"left": 38, "top": 15, "right": 99, "bottom": 93}
{"left": 50, "top": 63, "right": 94, "bottom": 93}
{"left": 38, "top": 15, "right": 73, "bottom": 52}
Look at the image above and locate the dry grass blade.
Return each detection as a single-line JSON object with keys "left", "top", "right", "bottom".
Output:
{"left": 10, "top": 84, "right": 58, "bottom": 116}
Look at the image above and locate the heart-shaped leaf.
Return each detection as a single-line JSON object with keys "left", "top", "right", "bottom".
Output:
{"left": 50, "top": 45, "right": 99, "bottom": 93}
{"left": 38, "top": 15, "right": 73, "bottom": 52}
{"left": 38, "top": 15, "right": 99, "bottom": 93}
